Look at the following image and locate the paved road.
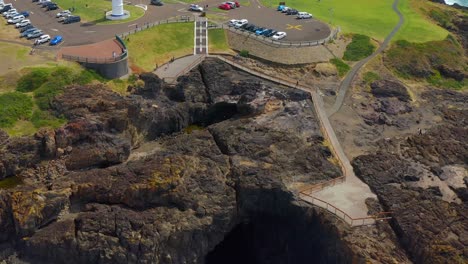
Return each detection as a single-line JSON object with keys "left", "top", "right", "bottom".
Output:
{"left": 194, "top": 17, "right": 208, "bottom": 55}
{"left": 327, "top": 0, "right": 404, "bottom": 117}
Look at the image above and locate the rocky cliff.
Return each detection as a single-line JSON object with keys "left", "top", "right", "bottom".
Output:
{"left": 0, "top": 59, "right": 364, "bottom": 263}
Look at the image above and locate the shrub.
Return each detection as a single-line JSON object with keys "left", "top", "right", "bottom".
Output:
{"left": 330, "top": 58, "right": 350, "bottom": 77}
{"left": 16, "top": 67, "right": 52, "bottom": 92}
{"left": 30, "top": 110, "right": 66, "bottom": 128}
{"left": 363, "top": 71, "right": 380, "bottom": 84}
{"left": 128, "top": 74, "right": 138, "bottom": 84}
{"left": 74, "top": 69, "right": 107, "bottom": 85}
{"left": 0, "top": 92, "right": 33, "bottom": 127}
{"left": 239, "top": 50, "right": 249, "bottom": 57}
{"left": 343, "top": 34, "right": 375, "bottom": 61}
{"left": 34, "top": 79, "right": 68, "bottom": 110}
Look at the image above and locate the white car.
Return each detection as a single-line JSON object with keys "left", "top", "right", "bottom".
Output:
{"left": 8, "top": 15, "right": 25, "bottom": 24}
{"left": 297, "top": 12, "right": 312, "bottom": 19}
{"left": 272, "top": 31, "right": 287, "bottom": 40}
{"left": 228, "top": 19, "right": 239, "bottom": 27}
{"left": 58, "top": 14, "right": 70, "bottom": 22}
{"left": 234, "top": 19, "right": 248, "bottom": 28}
{"left": 38, "top": 0, "right": 50, "bottom": 4}
{"left": 3, "top": 9, "right": 17, "bottom": 17}
{"left": 34, "top": 34, "right": 50, "bottom": 45}
{"left": 189, "top": 4, "right": 203, "bottom": 12}
{"left": 5, "top": 11, "right": 19, "bottom": 18}
{"left": 15, "top": 19, "right": 31, "bottom": 28}
{"left": 56, "top": 10, "right": 71, "bottom": 17}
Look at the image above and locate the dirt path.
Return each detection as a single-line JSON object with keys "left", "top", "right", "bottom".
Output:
{"left": 327, "top": 0, "right": 405, "bottom": 117}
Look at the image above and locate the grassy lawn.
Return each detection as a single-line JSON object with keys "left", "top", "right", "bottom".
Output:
{"left": 208, "top": 29, "right": 232, "bottom": 53}
{"left": 259, "top": 0, "right": 448, "bottom": 42}
{"left": 53, "top": 0, "right": 145, "bottom": 24}
{"left": 124, "top": 23, "right": 194, "bottom": 72}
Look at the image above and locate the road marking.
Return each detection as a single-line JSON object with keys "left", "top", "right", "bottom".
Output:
{"left": 286, "top": 24, "right": 302, "bottom": 30}
{"left": 51, "top": 29, "right": 58, "bottom": 31}
{"left": 128, "top": 23, "right": 137, "bottom": 27}
{"left": 84, "top": 31, "right": 96, "bottom": 33}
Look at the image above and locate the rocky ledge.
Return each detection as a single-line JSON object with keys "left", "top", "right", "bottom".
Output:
{"left": 0, "top": 59, "right": 367, "bottom": 263}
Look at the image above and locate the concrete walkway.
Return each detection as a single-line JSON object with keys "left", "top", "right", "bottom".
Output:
{"left": 154, "top": 54, "right": 205, "bottom": 81}
{"left": 194, "top": 17, "right": 208, "bottom": 55}
{"left": 327, "top": 0, "right": 404, "bottom": 117}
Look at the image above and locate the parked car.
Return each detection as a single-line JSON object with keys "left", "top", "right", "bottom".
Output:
{"left": 49, "top": 35, "right": 63, "bottom": 45}
{"left": 254, "top": 27, "right": 266, "bottom": 35}
{"left": 188, "top": 4, "right": 203, "bottom": 12}
{"left": 281, "top": 6, "right": 290, "bottom": 13}
{"left": 34, "top": 34, "right": 50, "bottom": 45}
{"left": 19, "top": 24, "right": 34, "bottom": 32}
{"left": 38, "top": 0, "right": 50, "bottom": 4}
{"left": 286, "top": 9, "right": 298, "bottom": 15}
{"left": 63, "top": 15, "right": 80, "bottom": 24}
{"left": 228, "top": 19, "right": 239, "bottom": 27}
{"left": 5, "top": 11, "right": 19, "bottom": 18}
{"left": 56, "top": 10, "right": 71, "bottom": 17}
{"left": 15, "top": 19, "right": 31, "bottom": 28}
{"left": 265, "top": 30, "right": 277, "bottom": 37}
{"left": 4, "top": 9, "right": 17, "bottom": 17}
{"left": 255, "top": 28, "right": 269, "bottom": 36}
{"left": 21, "top": 27, "right": 38, "bottom": 37}
{"left": 297, "top": 12, "right": 312, "bottom": 19}
{"left": 18, "top": 11, "right": 30, "bottom": 17}
{"left": 249, "top": 25, "right": 260, "bottom": 33}
{"left": 41, "top": 1, "right": 53, "bottom": 7}
{"left": 26, "top": 30, "right": 43, "bottom": 39}
{"left": 272, "top": 31, "right": 286, "bottom": 40}
{"left": 8, "top": 15, "right": 25, "bottom": 24}
{"left": 218, "top": 3, "right": 230, "bottom": 10}
{"left": 277, "top": 5, "right": 285, "bottom": 11}
{"left": 151, "top": 0, "right": 163, "bottom": 5}
{"left": 58, "top": 14, "right": 70, "bottom": 22}
{"left": 47, "top": 3, "right": 58, "bottom": 10}
{"left": 240, "top": 23, "right": 254, "bottom": 31}
{"left": 0, "top": 4, "right": 13, "bottom": 13}
{"left": 261, "top": 29, "right": 274, "bottom": 36}
{"left": 226, "top": 1, "right": 240, "bottom": 8}
{"left": 234, "top": 19, "right": 248, "bottom": 28}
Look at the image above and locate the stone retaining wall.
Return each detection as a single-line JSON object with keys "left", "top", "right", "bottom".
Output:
{"left": 226, "top": 30, "right": 335, "bottom": 65}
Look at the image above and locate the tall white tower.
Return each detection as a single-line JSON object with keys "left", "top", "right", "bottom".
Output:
{"left": 112, "top": 0, "right": 124, "bottom": 17}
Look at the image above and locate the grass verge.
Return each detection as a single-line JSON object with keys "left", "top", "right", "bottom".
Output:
{"left": 0, "top": 176, "right": 22, "bottom": 189}
{"left": 208, "top": 29, "right": 231, "bottom": 53}
{"left": 124, "top": 22, "right": 194, "bottom": 72}
{"left": 0, "top": 92, "right": 34, "bottom": 127}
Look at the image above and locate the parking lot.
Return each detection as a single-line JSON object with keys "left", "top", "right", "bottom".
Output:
{"left": 227, "top": 5, "right": 331, "bottom": 42}
{"left": 2, "top": 0, "right": 331, "bottom": 49}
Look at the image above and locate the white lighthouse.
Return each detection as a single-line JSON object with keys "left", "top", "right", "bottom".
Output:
{"left": 106, "top": 0, "right": 130, "bottom": 20}
{"left": 112, "top": 0, "right": 124, "bottom": 16}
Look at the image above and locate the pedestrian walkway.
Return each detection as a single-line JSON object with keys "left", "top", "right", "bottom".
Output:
{"left": 154, "top": 54, "right": 205, "bottom": 82}
{"left": 194, "top": 17, "right": 208, "bottom": 55}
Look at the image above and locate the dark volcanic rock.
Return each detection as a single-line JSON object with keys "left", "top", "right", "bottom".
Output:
{"left": 0, "top": 58, "right": 355, "bottom": 264}
{"left": 370, "top": 80, "right": 411, "bottom": 102}
{"left": 353, "top": 99, "right": 468, "bottom": 264}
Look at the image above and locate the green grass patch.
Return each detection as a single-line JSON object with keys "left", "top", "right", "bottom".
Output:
{"left": 124, "top": 23, "right": 194, "bottom": 72}
{"left": 363, "top": 71, "right": 381, "bottom": 84}
{"left": 30, "top": 110, "right": 67, "bottom": 129}
{"left": 209, "top": 29, "right": 231, "bottom": 53}
{"left": 53, "top": 0, "right": 145, "bottom": 24}
{"left": 3, "top": 120, "right": 38, "bottom": 137}
{"left": 0, "top": 92, "right": 33, "bottom": 128}
{"left": 0, "top": 176, "right": 22, "bottom": 189}
{"left": 343, "top": 34, "right": 375, "bottom": 61}
{"left": 259, "top": 0, "right": 448, "bottom": 42}
{"left": 16, "top": 67, "right": 54, "bottom": 93}
{"left": 386, "top": 37, "right": 466, "bottom": 90}
{"left": 330, "top": 58, "right": 350, "bottom": 77}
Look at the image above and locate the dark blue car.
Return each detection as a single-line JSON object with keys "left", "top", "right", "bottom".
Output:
{"left": 20, "top": 11, "right": 30, "bottom": 17}
{"left": 50, "top": 35, "right": 63, "bottom": 45}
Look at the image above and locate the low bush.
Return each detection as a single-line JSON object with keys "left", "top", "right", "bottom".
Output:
{"left": 30, "top": 110, "right": 66, "bottom": 128}
{"left": 16, "top": 67, "right": 53, "bottom": 92}
{"left": 343, "top": 34, "right": 375, "bottom": 61}
{"left": 239, "top": 50, "right": 249, "bottom": 57}
{"left": 363, "top": 71, "right": 380, "bottom": 84}
{"left": 74, "top": 69, "right": 107, "bottom": 85}
{"left": 34, "top": 79, "right": 68, "bottom": 110}
{"left": 0, "top": 92, "right": 33, "bottom": 127}
{"left": 330, "top": 58, "right": 350, "bottom": 77}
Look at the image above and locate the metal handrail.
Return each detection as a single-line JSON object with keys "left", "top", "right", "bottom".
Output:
{"left": 116, "top": 16, "right": 194, "bottom": 39}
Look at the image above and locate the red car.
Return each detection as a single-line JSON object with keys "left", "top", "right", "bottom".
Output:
{"left": 218, "top": 3, "right": 231, "bottom": 10}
